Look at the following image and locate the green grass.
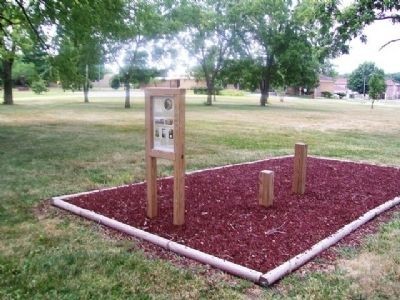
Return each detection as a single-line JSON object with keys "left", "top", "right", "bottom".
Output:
{"left": 1, "top": 89, "right": 399, "bottom": 298}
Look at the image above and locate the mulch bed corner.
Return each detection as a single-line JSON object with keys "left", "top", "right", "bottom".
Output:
{"left": 68, "top": 157, "right": 400, "bottom": 273}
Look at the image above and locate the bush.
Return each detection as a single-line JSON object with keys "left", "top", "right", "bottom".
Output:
{"left": 110, "top": 76, "right": 121, "bottom": 89}
{"left": 193, "top": 87, "right": 222, "bottom": 95}
{"left": 321, "top": 91, "right": 332, "bottom": 98}
{"left": 30, "top": 79, "right": 48, "bottom": 94}
{"left": 336, "top": 92, "right": 346, "bottom": 99}
{"left": 219, "top": 89, "right": 246, "bottom": 96}
{"left": 193, "top": 87, "right": 207, "bottom": 94}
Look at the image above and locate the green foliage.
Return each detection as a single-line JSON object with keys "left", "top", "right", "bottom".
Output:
{"left": 391, "top": 73, "right": 400, "bottom": 83}
{"left": 220, "top": 59, "right": 263, "bottom": 92}
{"left": 336, "top": 92, "right": 346, "bottom": 99}
{"left": 337, "top": 1, "right": 400, "bottom": 41}
{"left": 12, "top": 60, "right": 37, "bottom": 86}
{"left": 110, "top": 76, "right": 121, "bottom": 90}
{"left": 348, "top": 62, "right": 385, "bottom": 94}
{"left": 226, "top": 0, "right": 321, "bottom": 105}
{"left": 368, "top": 73, "right": 386, "bottom": 100}
{"left": 219, "top": 89, "right": 246, "bottom": 96}
{"left": 30, "top": 79, "right": 48, "bottom": 94}
{"left": 321, "top": 91, "right": 333, "bottom": 98}
{"left": 320, "top": 61, "right": 339, "bottom": 78}
{"left": 193, "top": 87, "right": 222, "bottom": 95}
{"left": 176, "top": 0, "right": 239, "bottom": 105}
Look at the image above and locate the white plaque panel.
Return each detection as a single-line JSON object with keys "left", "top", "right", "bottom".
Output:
{"left": 153, "top": 96, "right": 174, "bottom": 152}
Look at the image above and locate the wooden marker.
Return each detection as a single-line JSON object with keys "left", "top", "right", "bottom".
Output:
{"left": 145, "top": 88, "right": 186, "bottom": 225}
{"left": 259, "top": 170, "right": 274, "bottom": 207}
{"left": 292, "top": 143, "right": 308, "bottom": 194}
{"left": 173, "top": 89, "right": 185, "bottom": 226}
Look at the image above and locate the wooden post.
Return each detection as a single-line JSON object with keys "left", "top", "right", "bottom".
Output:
{"left": 145, "top": 88, "right": 186, "bottom": 225}
{"left": 292, "top": 143, "right": 308, "bottom": 194}
{"left": 259, "top": 170, "right": 274, "bottom": 207}
{"left": 173, "top": 91, "right": 185, "bottom": 225}
{"left": 145, "top": 91, "right": 158, "bottom": 218}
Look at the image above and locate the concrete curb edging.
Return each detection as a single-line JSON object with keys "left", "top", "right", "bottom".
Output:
{"left": 51, "top": 197, "right": 263, "bottom": 283}
{"left": 260, "top": 196, "right": 400, "bottom": 285}
{"left": 51, "top": 156, "right": 400, "bottom": 286}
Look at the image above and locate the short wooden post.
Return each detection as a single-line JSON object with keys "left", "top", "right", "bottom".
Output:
{"left": 259, "top": 170, "right": 274, "bottom": 207}
{"left": 292, "top": 143, "right": 308, "bottom": 194}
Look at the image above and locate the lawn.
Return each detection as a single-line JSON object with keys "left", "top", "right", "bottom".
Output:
{"left": 1, "top": 89, "right": 399, "bottom": 299}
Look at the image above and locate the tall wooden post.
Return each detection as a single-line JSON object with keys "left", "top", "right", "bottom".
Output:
{"left": 173, "top": 90, "right": 185, "bottom": 225}
{"left": 145, "top": 95, "right": 158, "bottom": 218}
{"left": 145, "top": 88, "right": 186, "bottom": 225}
{"left": 292, "top": 143, "right": 308, "bottom": 194}
{"left": 259, "top": 170, "right": 274, "bottom": 207}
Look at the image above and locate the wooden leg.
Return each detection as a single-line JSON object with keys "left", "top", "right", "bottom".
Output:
{"left": 146, "top": 156, "right": 157, "bottom": 218}
{"left": 173, "top": 155, "right": 185, "bottom": 225}
{"left": 259, "top": 170, "right": 274, "bottom": 207}
{"left": 292, "top": 143, "right": 308, "bottom": 194}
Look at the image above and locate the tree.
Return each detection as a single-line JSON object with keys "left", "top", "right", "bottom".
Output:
{"left": 12, "top": 59, "right": 37, "bottom": 86}
{"left": 229, "top": 0, "right": 321, "bottom": 106}
{"left": 336, "top": 0, "right": 400, "bottom": 49}
{"left": 54, "top": 38, "right": 105, "bottom": 102}
{"left": 176, "top": 0, "right": 238, "bottom": 105}
{"left": 0, "top": 1, "right": 125, "bottom": 104}
{"left": 107, "top": 0, "right": 172, "bottom": 108}
{"left": 320, "top": 61, "right": 338, "bottom": 78}
{"left": 391, "top": 73, "right": 400, "bottom": 83}
{"left": 0, "top": 1, "right": 46, "bottom": 104}
{"left": 119, "top": 50, "right": 164, "bottom": 108}
{"left": 348, "top": 62, "right": 385, "bottom": 97}
{"left": 52, "top": 0, "right": 125, "bottom": 103}
{"left": 219, "top": 59, "right": 261, "bottom": 92}
{"left": 368, "top": 73, "right": 386, "bottom": 108}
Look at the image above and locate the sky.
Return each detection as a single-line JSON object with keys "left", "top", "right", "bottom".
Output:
{"left": 332, "top": 20, "right": 400, "bottom": 75}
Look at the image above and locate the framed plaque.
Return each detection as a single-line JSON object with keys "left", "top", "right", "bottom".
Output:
{"left": 145, "top": 88, "right": 186, "bottom": 225}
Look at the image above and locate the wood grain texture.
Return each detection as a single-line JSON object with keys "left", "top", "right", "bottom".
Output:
{"left": 292, "top": 143, "right": 308, "bottom": 194}
{"left": 144, "top": 88, "right": 186, "bottom": 224}
{"left": 173, "top": 92, "right": 186, "bottom": 225}
{"left": 259, "top": 170, "right": 274, "bottom": 207}
{"left": 145, "top": 90, "right": 158, "bottom": 218}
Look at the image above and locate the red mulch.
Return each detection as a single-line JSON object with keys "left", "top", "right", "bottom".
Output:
{"left": 68, "top": 157, "right": 400, "bottom": 273}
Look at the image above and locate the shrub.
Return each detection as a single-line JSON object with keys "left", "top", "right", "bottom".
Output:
{"left": 321, "top": 91, "right": 332, "bottom": 98}
{"left": 193, "top": 87, "right": 207, "bottom": 94}
{"left": 193, "top": 87, "right": 222, "bottom": 95}
{"left": 219, "top": 89, "right": 246, "bottom": 96}
{"left": 30, "top": 79, "right": 48, "bottom": 94}
{"left": 110, "top": 75, "right": 121, "bottom": 89}
{"left": 336, "top": 92, "right": 346, "bottom": 99}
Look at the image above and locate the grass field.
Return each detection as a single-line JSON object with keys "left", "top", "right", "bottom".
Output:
{"left": 1, "top": 89, "right": 399, "bottom": 299}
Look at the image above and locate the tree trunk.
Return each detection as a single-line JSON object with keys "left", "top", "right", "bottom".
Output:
{"left": 206, "top": 80, "right": 213, "bottom": 106}
{"left": 124, "top": 78, "right": 130, "bottom": 108}
{"left": 371, "top": 99, "right": 375, "bottom": 109}
{"left": 83, "top": 83, "right": 89, "bottom": 103}
{"left": 2, "top": 58, "right": 14, "bottom": 105}
{"left": 84, "top": 64, "right": 89, "bottom": 103}
{"left": 259, "top": 79, "right": 269, "bottom": 106}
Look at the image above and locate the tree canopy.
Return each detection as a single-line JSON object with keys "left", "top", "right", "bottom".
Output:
{"left": 2, "top": 0, "right": 399, "bottom": 106}
{"left": 348, "top": 62, "right": 385, "bottom": 96}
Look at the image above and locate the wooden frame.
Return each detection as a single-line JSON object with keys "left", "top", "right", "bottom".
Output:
{"left": 145, "top": 88, "right": 186, "bottom": 225}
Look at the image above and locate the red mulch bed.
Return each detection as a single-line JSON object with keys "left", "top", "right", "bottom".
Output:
{"left": 68, "top": 157, "right": 400, "bottom": 273}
